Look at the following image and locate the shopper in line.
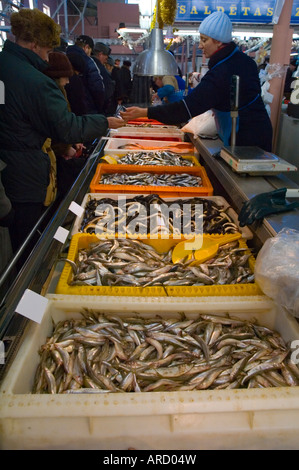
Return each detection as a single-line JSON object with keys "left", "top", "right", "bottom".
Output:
{"left": 105, "top": 57, "right": 122, "bottom": 114}
{"left": 66, "top": 35, "right": 105, "bottom": 114}
{"left": 0, "top": 9, "right": 124, "bottom": 253}
{"left": 121, "top": 11, "right": 273, "bottom": 151}
{"left": 65, "top": 52, "right": 88, "bottom": 116}
{"left": 152, "top": 75, "right": 182, "bottom": 104}
{"left": 92, "top": 42, "right": 117, "bottom": 115}
{"left": 114, "top": 58, "right": 121, "bottom": 68}
{"left": 44, "top": 52, "right": 87, "bottom": 198}
{"left": 120, "top": 60, "right": 133, "bottom": 104}
{"left": 284, "top": 59, "right": 297, "bottom": 100}
{"left": 111, "top": 58, "right": 123, "bottom": 105}
{"left": 105, "top": 56, "right": 114, "bottom": 73}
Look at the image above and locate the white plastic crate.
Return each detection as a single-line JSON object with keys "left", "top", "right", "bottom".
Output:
{"left": 1, "top": 295, "right": 299, "bottom": 450}
{"left": 104, "top": 138, "right": 195, "bottom": 156}
{"left": 109, "top": 127, "right": 184, "bottom": 140}
{"left": 70, "top": 193, "right": 253, "bottom": 240}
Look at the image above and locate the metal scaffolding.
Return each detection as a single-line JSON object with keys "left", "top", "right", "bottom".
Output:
{"left": 0, "top": 0, "right": 92, "bottom": 45}
{"left": 51, "top": 0, "right": 90, "bottom": 42}
{"left": 0, "top": 0, "right": 23, "bottom": 46}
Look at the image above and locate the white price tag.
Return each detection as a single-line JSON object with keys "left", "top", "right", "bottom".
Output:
{"left": 54, "top": 226, "right": 69, "bottom": 243}
{"left": 15, "top": 289, "right": 48, "bottom": 323}
{"left": 68, "top": 201, "right": 84, "bottom": 217}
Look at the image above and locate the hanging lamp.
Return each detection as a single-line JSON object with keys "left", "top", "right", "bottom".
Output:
{"left": 133, "top": 1, "right": 178, "bottom": 76}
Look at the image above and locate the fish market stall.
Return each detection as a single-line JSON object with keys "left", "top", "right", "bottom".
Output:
{"left": 1, "top": 128, "right": 299, "bottom": 450}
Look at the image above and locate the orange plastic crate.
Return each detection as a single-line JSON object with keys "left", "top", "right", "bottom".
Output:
{"left": 89, "top": 163, "right": 214, "bottom": 197}
{"left": 127, "top": 118, "right": 165, "bottom": 125}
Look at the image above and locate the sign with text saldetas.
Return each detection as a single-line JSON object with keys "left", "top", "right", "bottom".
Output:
{"left": 176, "top": 1, "right": 299, "bottom": 24}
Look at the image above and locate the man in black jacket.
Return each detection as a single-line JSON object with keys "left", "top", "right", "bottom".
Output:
{"left": 67, "top": 35, "right": 105, "bottom": 114}
{"left": 120, "top": 60, "right": 133, "bottom": 104}
{"left": 92, "top": 42, "right": 117, "bottom": 115}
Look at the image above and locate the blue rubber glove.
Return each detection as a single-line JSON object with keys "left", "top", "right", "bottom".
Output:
{"left": 238, "top": 188, "right": 299, "bottom": 227}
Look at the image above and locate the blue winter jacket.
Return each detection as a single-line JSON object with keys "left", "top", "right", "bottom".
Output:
{"left": 67, "top": 45, "right": 105, "bottom": 114}
{"left": 148, "top": 42, "right": 273, "bottom": 151}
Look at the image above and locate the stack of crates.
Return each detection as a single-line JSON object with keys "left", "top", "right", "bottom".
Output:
{"left": 1, "top": 120, "right": 299, "bottom": 450}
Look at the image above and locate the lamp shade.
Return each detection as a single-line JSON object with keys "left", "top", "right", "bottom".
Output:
{"left": 133, "top": 28, "right": 178, "bottom": 76}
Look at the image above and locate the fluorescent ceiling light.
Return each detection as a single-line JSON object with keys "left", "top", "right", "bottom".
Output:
{"left": 118, "top": 28, "right": 148, "bottom": 34}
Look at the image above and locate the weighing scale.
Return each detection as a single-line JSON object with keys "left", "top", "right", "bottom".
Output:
{"left": 219, "top": 75, "right": 298, "bottom": 176}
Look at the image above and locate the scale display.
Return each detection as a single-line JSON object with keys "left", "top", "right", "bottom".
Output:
{"left": 220, "top": 146, "right": 298, "bottom": 175}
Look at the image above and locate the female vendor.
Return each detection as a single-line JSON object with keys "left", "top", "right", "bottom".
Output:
{"left": 121, "top": 11, "right": 273, "bottom": 151}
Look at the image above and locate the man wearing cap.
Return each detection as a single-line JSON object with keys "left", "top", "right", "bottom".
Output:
{"left": 66, "top": 35, "right": 105, "bottom": 114}
{"left": 92, "top": 42, "right": 117, "bottom": 115}
{"left": 0, "top": 9, "right": 124, "bottom": 254}
{"left": 120, "top": 60, "right": 133, "bottom": 104}
{"left": 121, "top": 11, "right": 273, "bottom": 152}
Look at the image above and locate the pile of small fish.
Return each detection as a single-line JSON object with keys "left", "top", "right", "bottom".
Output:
{"left": 80, "top": 195, "right": 240, "bottom": 235}
{"left": 32, "top": 310, "right": 299, "bottom": 394}
{"left": 99, "top": 172, "right": 202, "bottom": 187}
{"left": 68, "top": 238, "right": 254, "bottom": 287}
{"left": 117, "top": 151, "right": 194, "bottom": 166}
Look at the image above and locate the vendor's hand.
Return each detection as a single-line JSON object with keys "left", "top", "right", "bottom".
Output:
{"left": 120, "top": 106, "right": 148, "bottom": 121}
{"left": 107, "top": 117, "right": 126, "bottom": 129}
{"left": 238, "top": 188, "right": 299, "bottom": 227}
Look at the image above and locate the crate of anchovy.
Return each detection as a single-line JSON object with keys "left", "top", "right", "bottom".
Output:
{"left": 55, "top": 232, "right": 261, "bottom": 297}
{"left": 70, "top": 193, "right": 253, "bottom": 240}
{"left": 1, "top": 296, "right": 299, "bottom": 449}
{"left": 89, "top": 164, "right": 213, "bottom": 197}
{"left": 100, "top": 152, "right": 200, "bottom": 167}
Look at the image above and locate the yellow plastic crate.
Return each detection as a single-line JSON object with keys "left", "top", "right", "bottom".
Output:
{"left": 55, "top": 233, "right": 262, "bottom": 297}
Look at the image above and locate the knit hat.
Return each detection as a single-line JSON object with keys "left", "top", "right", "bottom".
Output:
{"left": 44, "top": 52, "right": 73, "bottom": 78}
{"left": 94, "top": 42, "right": 111, "bottom": 56}
{"left": 199, "top": 11, "right": 232, "bottom": 43}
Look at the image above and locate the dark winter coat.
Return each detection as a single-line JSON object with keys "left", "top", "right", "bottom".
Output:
{"left": 120, "top": 65, "right": 133, "bottom": 103}
{"left": 148, "top": 42, "right": 273, "bottom": 151}
{"left": 111, "top": 66, "right": 123, "bottom": 102}
{"left": 92, "top": 56, "right": 116, "bottom": 115}
{"left": 66, "top": 45, "right": 105, "bottom": 114}
{"left": 0, "top": 40, "right": 108, "bottom": 204}
{"left": 65, "top": 73, "right": 88, "bottom": 116}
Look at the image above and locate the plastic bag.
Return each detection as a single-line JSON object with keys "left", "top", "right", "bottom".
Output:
{"left": 254, "top": 228, "right": 299, "bottom": 317}
{"left": 180, "top": 110, "right": 217, "bottom": 138}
